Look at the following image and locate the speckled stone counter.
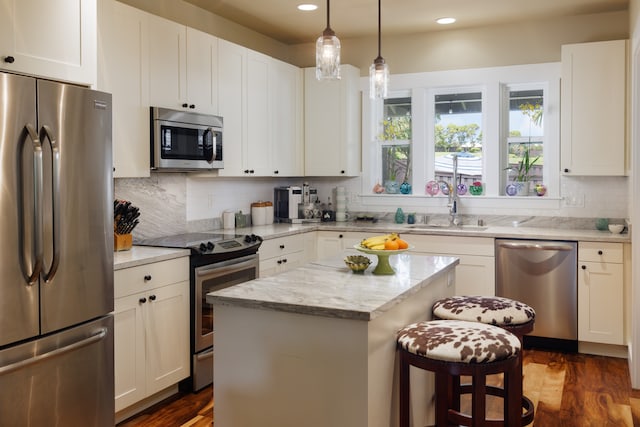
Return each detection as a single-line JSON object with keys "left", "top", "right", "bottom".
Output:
{"left": 113, "top": 246, "right": 190, "bottom": 270}
{"left": 209, "top": 252, "right": 458, "bottom": 427}
{"left": 207, "top": 252, "right": 459, "bottom": 320}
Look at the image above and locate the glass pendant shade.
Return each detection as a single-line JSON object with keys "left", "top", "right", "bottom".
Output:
{"left": 369, "top": 57, "right": 388, "bottom": 99}
{"left": 316, "top": 30, "right": 341, "bottom": 80}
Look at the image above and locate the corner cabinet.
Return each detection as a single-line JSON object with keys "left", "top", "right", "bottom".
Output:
{"left": 98, "top": 0, "right": 150, "bottom": 178}
{"left": 561, "top": 40, "right": 627, "bottom": 176}
{"left": 114, "top": 256, "right": 190, "bottom": 413}
{"left": 304, "top": 65, "right": 361, "bottom": 177}
{"left": 0, "top": 0, "right": 97, "bottom": 85}
{"left": 578, "top": 242, "right": 624, "bottom": 345}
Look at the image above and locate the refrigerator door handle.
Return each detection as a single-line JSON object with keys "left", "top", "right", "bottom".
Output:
{"left": 20, "top": 123, "right": 43, "bottom": 285}
{"left": 39, "top": 125, "right": 60, "bottom": 283}
{"left": 0, "top": 327, "right": 108, "bottom": 376}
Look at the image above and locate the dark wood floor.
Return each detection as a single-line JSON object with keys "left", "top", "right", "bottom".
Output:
{"left": 118, "top": 349, "right": 640, "bottom": 426}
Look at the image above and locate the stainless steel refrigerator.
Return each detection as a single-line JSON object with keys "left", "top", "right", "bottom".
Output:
{"left": 0, "top": 71, "right": 114, "bottom": 426}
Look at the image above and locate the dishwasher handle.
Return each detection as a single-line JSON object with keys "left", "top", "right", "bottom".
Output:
{"left": 497, "top": 242, "right": 575, "bottom": 252}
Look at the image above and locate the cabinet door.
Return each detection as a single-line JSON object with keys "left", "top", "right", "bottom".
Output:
{"left": 561, "top": 40, "right": 627, "bottom": 176}
{"left": 218, "top": 39, "right": 247, "bottom": 177}
{"left": 114, "top": 293, "right": 146, "bottom": 412}
{"left": 316, "top": 232, "right": 346, "bottom": 261}
{"left": 578, "top": 261, "right": 624, "bottom": 345}
{"left": 147, "top": 14, "right": 187, "bottom": 110}
{"left": 145, "top": 281, "right": 190, "bottom": 394}
{"left": 271, "top": 59, "right": 304, "bottom": 177}
{"left": 304, "top": 65, "right": 361, "bottom": 177}
{"left": 98, "top": 0, "right": 150, "bottom": 178}
{"left": 186, "top": 27, "right": 218, "bottom": 115}
{"left": 246, "top": 51, "right": 272, "bottom": 176}
{"left": 0, "top": 0, "right": 97, "bottom": 85}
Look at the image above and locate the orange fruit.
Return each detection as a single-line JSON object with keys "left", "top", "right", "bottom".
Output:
{"left": 384, "top": 239, "right": 399, "bottom": 250}
{"left": 396, "top": 238, "right": 409, "bottom": 249}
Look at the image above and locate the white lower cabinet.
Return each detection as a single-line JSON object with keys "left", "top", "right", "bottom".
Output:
{"left": 409, "top": 235, "right": 495, "bottom": 296}
{"left": 259, "top": 234, "right": 305, "bottom": 277}
{"left": 315, "top": 231, "right": 371, "bottom": 260}
{"left": 114, "top": 256, "right": 190, "bottom": 413}
{"left": 578, "top": 242, "right": 624, "bottom": 345}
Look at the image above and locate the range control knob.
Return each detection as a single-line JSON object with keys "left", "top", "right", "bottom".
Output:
{"left": 244, "top": 235, "right": 252, "bottom": 243}
{"left": 199, "top": 243, "right": 207, "bottom": 253}
{"left": 207, "top": 241, "right": 215, "bottom": 251}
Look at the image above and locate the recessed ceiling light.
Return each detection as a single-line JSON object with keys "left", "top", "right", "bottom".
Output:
{"left": 436, "top": 17, "right": 456, "bottom": 25}
{"left": 298, "top": 4, "right": 318, "bottom": 11}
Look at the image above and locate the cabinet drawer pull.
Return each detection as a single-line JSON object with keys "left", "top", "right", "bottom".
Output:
{"left": 4, "top": 56, "right": 15, "bottom": 63}
{"left": 144, "top": 274, "right": 152, "bottom": 281}
{"left": 149, "top": 295, "right": 156, "bottom": 301}
{"left": 581, "top": 265, "right": 587, "bottom": 270}
{"left": 598, "top": 250, "right": 603, "bottom": 255}
{"left": 139, "top": 297, "right": 147, "bottom": 304}
{"left": 280, "top": 244, "right": 285, "bottom": 249}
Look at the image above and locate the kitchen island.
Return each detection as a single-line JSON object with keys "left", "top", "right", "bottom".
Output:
{"left": 207, "top": 251, "right": 459, "bottom": 427}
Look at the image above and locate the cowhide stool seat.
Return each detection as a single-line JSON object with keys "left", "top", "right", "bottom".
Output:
{"left": 432, "top": 296, "right": 536, "bottom": 426}
{"left": 397, "top": 320, "right": 522, "bottom": 427}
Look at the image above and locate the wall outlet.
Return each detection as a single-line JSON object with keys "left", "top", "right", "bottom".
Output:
{"left": 562, "top": 194, "right": 585, "bottom": 207}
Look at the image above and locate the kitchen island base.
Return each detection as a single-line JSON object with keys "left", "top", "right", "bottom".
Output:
{"left": 213, "top": 268, "right": 454, "bottom": 427}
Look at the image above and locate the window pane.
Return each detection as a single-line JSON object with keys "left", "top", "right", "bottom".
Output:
{"left": 380, "top": 97, "right": 412, "bottom": 193}
{"left": 506, "top": 89, "right": 543, "bottom": 191}
{"left": 434, "top": 92, "right": 483, "bottom": 191}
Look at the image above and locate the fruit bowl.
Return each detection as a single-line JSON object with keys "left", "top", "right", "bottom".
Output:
{"left": 344, "top": 255, "right": 372, "bottom": 273}
{"left": 354, "top": 244, "right": 412, "bottom": 275}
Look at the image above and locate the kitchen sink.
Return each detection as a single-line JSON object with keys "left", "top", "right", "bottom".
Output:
{"left": 406, "top": 224, "right": 488, "bottom": 231}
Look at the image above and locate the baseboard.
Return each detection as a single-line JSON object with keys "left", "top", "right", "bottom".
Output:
{"left": 115, "top": 385, "right": 180, "bottom": 424}
{"left": 578, "top": 341, "right": 628, "bottom": 358}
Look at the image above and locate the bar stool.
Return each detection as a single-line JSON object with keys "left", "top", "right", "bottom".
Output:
{"left": 432, "top": 296, "right": 535, "bottom": 426}
{"left": 397, "top": 319, "right": 521, "bottom": 427}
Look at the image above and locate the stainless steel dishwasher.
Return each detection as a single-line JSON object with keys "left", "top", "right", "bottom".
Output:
{"left": 495, "top": 239, "right": 578, "bottom": 352}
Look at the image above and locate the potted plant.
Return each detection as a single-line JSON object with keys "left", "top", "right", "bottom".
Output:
{"left": 506, "top": 102, "right": 542, "bottom": 195}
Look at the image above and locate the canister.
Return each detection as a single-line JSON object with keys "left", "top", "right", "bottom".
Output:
{"left": 251, "top": 202, "right": 267, "bottom": 226}
{"left": 223, "top": 210, "right": 235, "bottom": 229}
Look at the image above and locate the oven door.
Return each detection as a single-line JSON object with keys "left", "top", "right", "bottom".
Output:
{"left": 194, "top": 254, "right": 259, "bottom": 353}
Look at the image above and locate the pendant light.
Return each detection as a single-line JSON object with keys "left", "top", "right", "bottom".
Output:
{"left": 369, "top": 0, "right": 388, "bottom": 99}
{"left": 315, "top": 0, "right": 341, "bottom": 80}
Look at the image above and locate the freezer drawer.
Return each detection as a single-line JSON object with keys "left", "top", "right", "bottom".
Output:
{"left": 0, "top": 315, "right": 114, "bottom": 427}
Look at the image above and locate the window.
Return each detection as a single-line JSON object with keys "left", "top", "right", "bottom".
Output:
{"left": 380, "top": 97, "right": 412, "bottom": 193}
{"left": 503, "top": 86, "right": 545, "bottom": 196}
{"left": 362, "top": 63, "right": 560, "bottom": 203}
{"left": 434, "top": 91, "right": 483, "bottom": 192}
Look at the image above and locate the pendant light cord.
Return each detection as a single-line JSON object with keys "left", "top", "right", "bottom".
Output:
{"left": 377, "top": 0, "right": 381, "bottom": 59}
{"left": 327, "top": 0, "right": 330, "bottom": 30}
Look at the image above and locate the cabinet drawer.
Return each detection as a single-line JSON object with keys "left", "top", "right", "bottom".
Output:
{"left": 410, "top": 235, "right": 494, "bottom": 256}
{"left": 115, "top": 257, "right": 189, "bottom": 298}
{"left": 259, "top": 234, "right": 304, "bottom": 259}
{"left": 579, "top": 242, "right": 623, "bottom": 263}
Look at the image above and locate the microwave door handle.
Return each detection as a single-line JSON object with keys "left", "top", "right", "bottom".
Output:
{"left": 20, "top": 124, "right": 43, "bottom": 285}
{"left": 39, "top": 125, "right": 60, "bottom": 283}
{"left": 203, "top": 128, "right": 214, "bottom": 163}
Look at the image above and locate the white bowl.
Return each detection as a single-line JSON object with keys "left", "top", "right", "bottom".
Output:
{"left": 608, "top": 224, "right": 624, "bottom": 234}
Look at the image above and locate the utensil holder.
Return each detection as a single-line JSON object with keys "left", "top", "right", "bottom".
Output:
{"left": 114, "top": 233, "right": 132, "bottom": 251}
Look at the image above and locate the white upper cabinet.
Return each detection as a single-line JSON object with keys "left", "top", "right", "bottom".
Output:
{"left": 0, "top": 0, "right": 97, "bottom": 85}
{"left": 186, "top": 27, "right": 219, "bottom": 115}
{"left": 218, "top": 40, "right": 303, "bottom": 177}
{"left": 304, "top": 65, "right": 361, "bottom": 177}
{"left": 217, "top": 39, "right": 247, "bottom": 177}
{"left": 271, "top": 58, "right": 304, "bottom": 177}
{"left": 561, "top": 40, "right": 627, "bottom": 176}
{"left": 146, "top": 15, "right": 219, "bottom": 115}
{"left": 98, "top": 0, "right": 150, "bottom": 178}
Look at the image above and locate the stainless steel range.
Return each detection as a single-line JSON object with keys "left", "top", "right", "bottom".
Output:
{"left": 137, "top": 232, "right": 262, "bottom": 391}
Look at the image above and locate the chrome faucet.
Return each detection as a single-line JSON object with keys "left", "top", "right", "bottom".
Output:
{"left": 448, "top": 154, "right": 460, "bottom": 226}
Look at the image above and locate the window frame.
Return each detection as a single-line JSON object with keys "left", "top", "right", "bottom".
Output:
{"left": 360, "top": 63, "right": 561, "bottom": 210}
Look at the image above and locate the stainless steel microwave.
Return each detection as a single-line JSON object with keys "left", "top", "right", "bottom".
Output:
{"left": 151, "top": 107, "right": 223, "bottom": 171}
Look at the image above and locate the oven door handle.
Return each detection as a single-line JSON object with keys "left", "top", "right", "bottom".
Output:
{"left": 196, "top": 258, "right": 257, "bottom": 277}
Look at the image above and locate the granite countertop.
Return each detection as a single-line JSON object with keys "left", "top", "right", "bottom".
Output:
{"left": 207, "top": 252, "right": 459, "bottom": 321}
{"left": 113, "top": 246, "right": 190, "bottom": 270}
{"left": 236, "top": 219, "right": 631, "bottom": 243}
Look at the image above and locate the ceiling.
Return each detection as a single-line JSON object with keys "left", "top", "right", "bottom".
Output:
{"left": 182, "top": 0, "right": 628, "bottom": 45}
